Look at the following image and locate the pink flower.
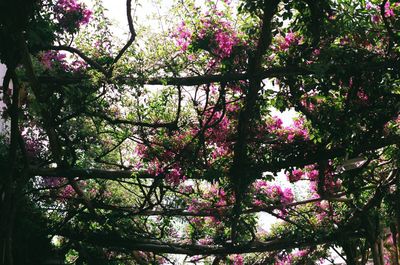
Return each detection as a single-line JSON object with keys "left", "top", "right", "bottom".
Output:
{"left": 54, "top": 0, "right": 92, "bottom": 33}
{"left": 312, "top": 48, "right": 321, "bottom": 56}
{"left": 254, "top": 180, "right": 268, "bottom": 190}
{"left": 60, "top": 185, "right": 75, "bottom": 199}
{"left": 165, "top": 165, "right": 185, "bottom": 186}
{"left": 39, "top": 51, "right": 68, "bottom": 70}
{"left": 268, "top": 185, "right": 283, "bottom": 199}
{"left": 81, "top": 9, "right": 92, "bottom": 24}
{"left": 287, "top": 133, "right": 295, "bottom": 142}
{"left": 233, "top": 254, "right": 244, "bottom": 265}
{"left": 70, "top": 59, "right": 87, "bottom": 72}
{"left": 366, "top": 2, "right": 373, "bottom": 10}
{"left": 281, "top": 188, "right": 294, "bottom": 204}
{"left": 174, "top": 22, "right": 192, "bottom": 52}
{"left": 42, "top": 177, "right": 64, "bottom": 188}
{"left": 288, "top": 169, "right": 303, "bottom": 182}
{"left": 198, "top": 238, "right": 213, "bottom": 245}
{"left": 253, "top": 199, "right": 263, "bottom": 206}
{"left": 384, "top": 1, "right": 395, "bottom": 17}
{"left": 307, "top": 169, "right": 319, "bottom": 181}
{"left": 188, "top": 202, "right": 198, "bottom": 213}
{"left": 372, "top": 14, "right": 381, "bottom": 23}
{"left": 357, "top": 90, "right": 369, "bottom": 102}
{"left": 174, "top": 14, "right": 243, "bottom": 61}
{"left": 295, "top": 249, "right": 309, "bottom": 257}
{"left": 272, "top": 116, "right": 283, "bottom": 129}
{"left": 213, "top": 29, "right": 238, "bottom": 58}
{"left": 277, "top": 32, "right": 300, "bottom": 51}
{"left": 265, "top": 116, "right": 309, "bottom": 142}
{"left": 215, "top": 199, "right": 226, "bottom": 207}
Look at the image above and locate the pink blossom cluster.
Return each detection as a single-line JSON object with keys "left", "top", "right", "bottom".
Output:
{"left": 135, "top": 132, "right": 193, "bottom": 186}
{"left": 198, "top": 16, "right": 241, "bottom": 58}
{"left": 165, "top": 165, "right": 186, "bottom": 186}
{"left": 187, "top": 184, "right": 231, "bottom": 214}
{"left": 54, "top": 0, "right": 92, "bottom": 33}
{"left": 133, "top": 101, "right": 239, "bottom": 186}
{"left": 341, "top": 78, "right": 370, "bottom": 104}
{"left": 383, "top": 232, "right": 398, "bottom": 264}
{"left": 184, "top": 184, "right": 231, "bottom": 243}
{"left": 41, "top": 177, "right": 102, "bottom": 202}
{"left": 191, "top": 102, "right": 239, "bottom": 163}
{"left": 59, "top": 184, "right": 76, "bottom": 199}
{"left": 305, "top": 48, "right": 322, "bottom": 65}
{"left": 39, "top": 51, "right": 87, "bottom": 72}
{"left": 24, "top": 136, "right": 43, "bottom": 159}
{"left": 42, "top": 177, "right": 65, "bottom": 189}
{"left": 204, "top": 110, "right": 231, "bottom": 144}
{"left": 229, "top": 254, "right": 244, "bottom": 265}
{"left": 287, "top": 163, "right": 341, "bottom": 198}
{"left": 286, "top": 164, "right": 318, "bottom": 183}
{"left": 310, "top": 162, "right": 341, "bottom": 197}
{"left": 274, "top": 32, "right": 302, "bottom": 51}
{"left": 144, "top": 159, "right": 187, "bottom": 186}
{"left": 310, "top": 175, "right": 342, "bottom": 197}
{"left": 251, "top": 180, "right": 294, "bottom": 208}
{"left": 264, "top": 116, "right": 309, "bottom": 142}
{"left": 366, "top": 1, "right": 397, "bottom": 23}
{"left": 173, "top": 15, "right": 242, "bottom": 60}
{"left": 274, "top": 249, "right": 312, "bottom": 265}
{"left": 198, "top": 237, "right": 213, "bottom": 245}
{"left": 275, "top": 255, "right": 293, "bottom": 265}
{"left": 313, "top": 199, "right": 342, "bottom": 223}
{"left": 202, "top": 109, "right": 234, "bottom": 161}
{"left": 40, "top": 51, "right": 67, "bottom": 69}
{"left": 356, "top": 89, "right": 369, "bottom": 103}
{"left": 41, "top": 177, "right": 77, "bottom": 201}
{"left": 212, "top": 24, "right": 240, "bottom": 58}
{"left": 300, "top": 91, "right": 325, "bottom": 111}
{"left": 173, "top": 22, "right": 192, "bottom": 52}
{"left": 186, "top": 214, "right": 227, "bottom": 246}
{"left": 69, "top": 59, "right": 88, "bottom": 72}
{"left": 300, "top": 98, "right": 316, "bottom": 111}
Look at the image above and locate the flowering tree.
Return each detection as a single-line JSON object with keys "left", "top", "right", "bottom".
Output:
{"left": 0, "top": 0, "right": 399, "bottom": 264}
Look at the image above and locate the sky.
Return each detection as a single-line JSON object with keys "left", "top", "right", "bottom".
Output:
{"left": 95, "top": 0, "right": 174, "bottom": 37}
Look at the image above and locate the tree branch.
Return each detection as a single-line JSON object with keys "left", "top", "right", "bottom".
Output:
{"left": 57, "top": 228, "right": 363, "bottom": 255}
{"left": 109, "top": 0, "right": 136, "bottom": 74}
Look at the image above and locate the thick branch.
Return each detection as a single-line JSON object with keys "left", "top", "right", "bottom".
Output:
{"left": 230, "top": 0, "right": 280, "bottom": 242}
{"left": 142, "top": 59, "right": 399, "bottom": 86}
{"left": 29, "top": 167, "right": 151, "bottom": 180}
{"left": 78, "top": 194, "right": 344, "bottom": 217}
{"left": 36, "top": 60, "right": 399, "bottom": 87}
{"left": 253, "top": 135, "right": 400, "bottom": 174}
{"left": 29, "top": 135, "right": 399, "bottom": 181}
{"left": 88, "top": 112, "right": 177, "bottom": 129}
{"left": 58, "top": 228, "right": 362, "bottom": 255}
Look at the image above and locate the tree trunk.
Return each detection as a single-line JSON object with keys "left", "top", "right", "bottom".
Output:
{"left": 365, "top": 214, "right": 384, "bottom": 265}
{"left": 342, "top": 240, "right": 358, "bottom": 265}
{"left": 371, "top": 241, "right": 382, "bottom": 265}
{"left": 0, "top": 177, "right": 17, "bottom": 265}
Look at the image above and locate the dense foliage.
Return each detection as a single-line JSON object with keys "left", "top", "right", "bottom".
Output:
{"left": 0, "top": 0, "right": 399, "bottom": 264}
